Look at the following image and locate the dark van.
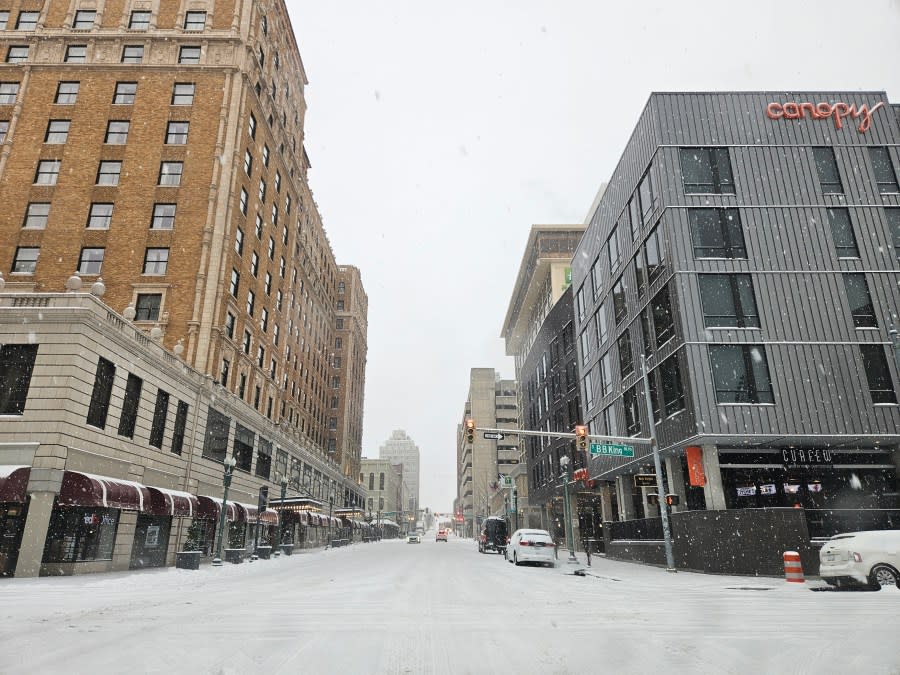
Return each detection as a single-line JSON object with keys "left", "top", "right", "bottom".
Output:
{"left": 478, "top": 516, "right": 508, "bottom": 555}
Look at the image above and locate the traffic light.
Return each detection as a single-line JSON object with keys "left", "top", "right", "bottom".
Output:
{"left": 665, "top": 494, "right": 680, "bottom": 507}
{"left": 575, "top": 425, "right": 588, "bottom": 451}
{"left": 465, "top": 419, "right": 475, "bottom": 444}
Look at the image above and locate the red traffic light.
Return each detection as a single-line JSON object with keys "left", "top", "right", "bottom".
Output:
{"left": 465, "top": 419, "right": 475, "bottom": 444}
{"left": 574, "top": 425, "right": 588, "bottom": 450}
{"left": 665, "top": 494, "right": 680, "bottom": 506}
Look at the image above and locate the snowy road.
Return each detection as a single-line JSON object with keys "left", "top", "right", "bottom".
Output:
{"left": 1, "top": 535, "right": 898, "bottom": 674}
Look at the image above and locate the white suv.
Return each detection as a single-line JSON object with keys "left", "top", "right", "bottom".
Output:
{"left": 506, "top": 529, "right": 556, "bottom": 567}
{"left": 819, "top": 530, "right": 900, "bottom": 590}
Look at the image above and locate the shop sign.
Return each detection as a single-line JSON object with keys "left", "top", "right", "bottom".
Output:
{"left": 82, "top": 513, "right": 116, "bottom": 526}
{"left": 781, "top": 448, "right": 833, "bottom": 466}
{"left": 685, "top": 446, "right": 706, "bottom": 487}
{"left": 766, "top": 101, "right": 885, "bottom": 133}
{"left": 145, "top": 525, "right": 160, "bottom": 547}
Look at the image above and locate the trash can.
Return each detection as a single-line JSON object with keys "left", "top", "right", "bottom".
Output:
{"left": 175, "top": 551, "right": 202, "bottom": 570}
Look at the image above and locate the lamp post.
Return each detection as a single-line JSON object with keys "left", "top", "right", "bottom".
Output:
{"left": 279, "top": 475, "right": 288, "bottom": 544}
{"left": 212, "top": 455, "right": 237, "bottom": 567}
{"left": 559, "top": 455, "right": 578, "bottom": 565}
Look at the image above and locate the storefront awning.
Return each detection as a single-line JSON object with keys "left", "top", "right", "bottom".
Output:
{"left": 0, "top": 466, "right": 30, "bottom": 504}
{"left": 59, "top": 471, "right": 151, "bottom": 511}
{"left": 147, "top": 486, "right": 199, "bottom": 517}
{"left": 238, "top": 502, "right": 279, "bottom": 526}
{"left": 197, "top": 496, "right": 244, "bottom": 522}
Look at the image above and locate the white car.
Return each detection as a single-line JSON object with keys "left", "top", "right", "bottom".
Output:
{"left": 506, "top": 529, "right": 556, "bottom": 567}
{"left": 819, "top": 530, "right": 900, "bottom": 590}
{"left": 406, "top": 534, "right": 421, "bottom": 544}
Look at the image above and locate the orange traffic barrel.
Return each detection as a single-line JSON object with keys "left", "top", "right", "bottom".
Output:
{"left": 783, "top": 550, "right": 804, "bottom": 583}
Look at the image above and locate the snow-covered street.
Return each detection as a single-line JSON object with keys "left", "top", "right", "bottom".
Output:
{"left": 1, "top": 535, "right": 897, "bottom": 675}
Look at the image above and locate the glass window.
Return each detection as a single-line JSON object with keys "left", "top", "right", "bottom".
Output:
{"left": 35, "top": 160, "right": 60, "bottom": 184}
{"left": 575, "top": 284, "right": 586, "bottom": 322}
{"left": 659, "top": 354, "right": 685, "bottom": 417}
{"left": 64, "top": 45, "right": 86, "bottom": 62}
{"left": 612, "top": 276, "right": 627, "bottom": 325}
{"left": 618, "top": 329, "right": 633, "bottom": 379}
{"left": 869, "top": 147, "right": 899, "bottom": 194}
{"left": 77, "top": 248, "right": 104, "bottom": 275}
{"left": 135, "top": 293, "right": 161, "bottom": 321}
{"left": 607, "top": 225, "right": 621, "bottom": 272}
{"left": 0, "top": 82, "right": 19, "bottom": 104}
{"left": 184, "top": 11, "right": 206, "bottom": 31}
{"left": 640, "top": 307, "right": 653, "bottom": 358}
{"left": 709, "top": 345, "right": 774, "bottom": 404}
{"left": 55, "top": 81, "right": 79, "bottom": 104}
{"left": 42, "top": 508, "right": 119, "bottom": 563}
{"left": 638, "top": 171, "right": 654, "bottom": 222}
{"left": 0, "top": 120, "right": 6, "bottom": 143}
{"left": 86, "top": 357, "right": 115, "bottom": 428}
{"left": 129, "top": 11, "right": 150, "bottom": 30}
{"left": 255, "top": 438, "right": 272, "bottom": 479}
{"left": 151, "top": 203, "right": 175, "bottom": 229}
{"left": 579, "top": 329, "right": 590, "bottom": 366}
{"left": 44, "top": 119, "right": 70, "bottom": 143}
{"left": 0, "top": 11, "right": 8, "bottom": 30}
{"left": 172, "top": 82, "right": 195, "bottom": 105}
{"left": 240, "top": 187, "right": 248, "bottom": 215}
{"left": 860, "top": 345, "right": 896, "bottom": 404}
{"left": 230, "top": 269, "right": 239, "bottom": 297}
{"left": 598, "top": 351, "right": 612, "bottom": 397}
{"left": 699, "top": 274, "right": 760, "bottom": 329}
{"left": 680, "top": 147, "right": 735, "bottom": 194}
{"left": 259, "top": 179, "right": 266, "bottom": 202}
{"left": 23, "top": 202, "right": 50, "bottom": 229}
{"left": 6, "top": 46, "right": 28, "bottom": 63}
{"left": 887, "top": 208, "right": 900, "bottom": 264}
{"left": 644, "top": 224, "right": 665, "bottom": 282}
{"left": 590, "top": 257, "right": 601, "bottom": 300}
{"left": 250, "top": 251, "right": 259, "bottom": 276}
{"left": 842, "top": 273, "right": 877, "bottom": 329}
{"left": 202, "top": 408, "right": 231, "bottom": 462}
{"left": 263, "top": 144, "right": 270, "bottom": 166}
{"left": 16, "top": 11, "right": 38, "bottom": 30}
{"left": 247, "top": 289, "right": 255, "bottom": 316}
{"left": 104, "top": 120, "right": 129, "bottom": 144}
{"left": 142, "top": 248, "right": 169, "bottom": 275}
{"left": 235, "top": 227, "right": 244, "bottom": 255}
{"left": 623, "top": 385, "right": 641, "bottom": 436}
{"left": 73, "top": 10, "right": 95, "bottom": 29}
{"left": 248, "top": 113, "right": 256, "bottom": 139}
{"left": 651, "top": 284, "right": 676, "bottom": 344}
{"left": 117, "top": 374, "right": 143, "bottom": 439}
{"left": 165, "top": 121, "right": 188, "bottom": 144}
{"left": 158, "top": 161, "right": 182, "bottom": 186}
{"left": 113, "top": 82, "right": 137, "bottom": 104}
{"left": 97, "top": 161, "right": 121, "bottom": 185}
{"left": 87, "top": 203, "right": 113, "bottom": 229}
{"left": 171, "top": 401, "right": 189, "bottom": 455}
{"left": 224, "top": 312, "right": 236, "bottom": 339}
{"left": 12, "top": 247, "right": 39, "bottom": 273}
{"left": 149, "top": 389, "right": 169, "bottom": 449}
{"left": 178, "top": 46, "right": 201, "bottom": 64}
{"left": 121, "top": 45, "right": 144, "bottom": 63}
{"left": 813, "top": 147, "right": 843, "bottom": 194}
{"left": 690, "top": 208, "right": 746, "bottom": 258}
{"left": 634, "top": 250, "right": 647, "bottom": 298}
{"left": 595, "top": 302, "right": 608, "bottom": 346}
{"left": 244, "top": 150, "right": 253, "bottom": 175}
{"left": 254, "top": 213, "right": 262, "bottom": 237}
{"left": 0, "top": 344, "right": 39, "bottom": 415}
{"left": 827, "top": 208, "right": 858, "bottom": 258}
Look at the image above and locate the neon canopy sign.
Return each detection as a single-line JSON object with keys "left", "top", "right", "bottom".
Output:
{"left": 766, "top": 100, "right": 885, "bottom": 133}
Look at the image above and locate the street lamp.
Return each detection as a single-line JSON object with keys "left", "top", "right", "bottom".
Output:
{"left": 558, "top": 455, "right": 578, "bottom": 565}
{"left": 272, "top": 473, "right": 288, "bottom": 557}
{"left": 212, "top": 455, "right": 238, "bottom": 567}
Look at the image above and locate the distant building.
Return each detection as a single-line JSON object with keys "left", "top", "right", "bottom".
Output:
{"left": 379, "top": 430, "right": 420, "bottom": 518}
{"left": 359, "top": 458, "right": 402, "bottom": 524}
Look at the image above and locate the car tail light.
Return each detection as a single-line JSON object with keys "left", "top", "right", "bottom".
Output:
{"left": 520, "top": 540, "right": 531, "bottom": 546}
{"left": 852, "top": 552, "right": 863, "bottom": 563}
{"left": 506, "top": 536, "right": 510, "bottom": 544}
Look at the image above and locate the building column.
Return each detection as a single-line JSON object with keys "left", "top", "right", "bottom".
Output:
{"left": 615, "top": 475, "right": 636, "bottom": 520}
{"left": 599, "top": 482, "right": 614, "bottom": 523}
{"left": 14, "top": 491, "right": 55, "bottom": 578}
{"left": 665, "top": 455, "right": 688, "bottom": 513}
{"left": 701, "top": 445, "right": 727, "bottom": 511}
{"left": 640, "top": 486, "right": 657, "bottom": 518}
{"left": 111, "top": 512, "right": 138, "bottom": 571}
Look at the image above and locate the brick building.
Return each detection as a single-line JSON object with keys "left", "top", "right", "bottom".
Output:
{"left": 333, "top": 265, "right": 367, "bottom": 480}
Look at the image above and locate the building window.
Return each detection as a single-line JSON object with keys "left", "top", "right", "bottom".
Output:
{"left": 6, "top": 46, "right": 29, "bottom": 63}
{"left": 235, "top": 227, "right": 244, "bottom": 255}
{"left": 869, "top": 147, "right": 899, "bottom": 194}
{"left": 171, "top": 401, "right": 189, "bottom": 455}
{"left": 612, "top": 276, "right": 627, "bottom": 325}
{"left": 640, "top": 307, "right": 654, "bottom": 358}
{"left": 659, "top": 354, "right": 685, "bottom": 417}
{"left": 618, "top": 329, "right": 633, "bottom": 379}
{"left": 96, "top": 161, "right": 121, "bottom": 185}
{"left": 860, "top": 345, "right": 896, "bottom": 404}
{"left": 86, "top": 203, "right": 113, "bottom": 229}
{"left": 72, "top": 9, "right": 96, "bottom": 28}
{"left": 230, "top": 269, "right": 239, "bottom": 297}
{"left": 219, "top": 358, "right": 230, "bottom": 386}
{"left": 0, "top": 344, "right": 38, "bottom": 415}
{"left": 842, "top": 273, "right": 877, "bottom": 329}
{"left": 151, "top": 203, "right": 175, "bottom": 229}
{"left": 104, "top": 120, "right": 129, "bottom": 144}
{"left": 336, "top": 318, "right": 344, "bottom": 330}
{"left": 595, "top": 302, "right": 608, "bottom": 346}
{"left": 260, "top": 307, "right": 269, "bottom": 332}
{"left": 184, "top": 11, "right": 206, "bottom": 31}
{"left": 158, "top": 161, "right": 182, "bottom": 186}
{"left": 12, "top": 247, "right": 39, "bottom": 274}
{"left": 827, "top": 208, "right": 858, "bottom": 258}
{"left": 0, "top": 82, "right": 19, "bottom": 104}
{"left": 121, "top": 45, "right": 144, "bottom": 63}
{"left": 0, "top": 120, "right": 6, "bottom": 143}
{"left": 623, "top": 386, "right": 641, "bottom": 436}
{"left": 638, "top": 171, "right": 654, "bottom": 222}
{"left": 35, "top": 160, "right": 61, "bottom": 185}
{"left": 248, "top": 113, "right": 256, "bottom": 139}
{"left": 263, "top": 144, "right": 270, "bottom": 166}
{"left": 86, "top": 357, "right": 115, "bottom": 428}
{"left": 142, "top": 248, "right": 169, "bottom": 275}
{"left": 887, "top": 209, "right": 900, "bottom": 264}
{"left": 699, "top": 274, "right": 760, "bottom": 329}
{"left": 53, "top": 82, "right": 79, "bottom": 105}
{"left": 267, "top": 237, "right": 275, "bottom": 259}
{"left": 690, "top": 208, "right": 746, "bottom": 258}
{"left": 247, "top": 290, "right": 255, "bottom": 316}
{"left": 64, "top": 45, "right": 86, "bottom": 62}
{"left": 250, "top": 251, "right": 259, "bottom": 276}
{"left": 178, "top": 46, "right": 201, "bottom": 64}
{"left": 264, "top": 272, "right": 272, "bottom": 295}
{"left": 129, "top": 11, "right": 151, "bottom": 30}
{"left": 243, "top": 150, "right": 253, "bottom": 176}
{"left": 113, "top": 82, "right": 136, "bottom": 104}
{"left": 165, "top": 121, "right": 189, "bottom": 144}
{"left": 77, "top": 247, "right": 104, "bottom": 275}
{"left": 172, "top": 82, "right": 195, "bottom": 105}
{"left": 43, "top": 507, "right": 120, "bottom": 563}
{"left": 329, "top": 417, "right": 337, "bottom": 431}
{"left": 255, "top": 345, "right": 264, "bottom": 368}
{"left": 644, "top": 224, "right": 665, "bottom": 283}
{"left": 709, "top": 345, "right": 774, "bottom": 404}
{"left": 254, "top": 213, "right": 262, "bottom": 238}
{"left": 134, "top": 293, "right": 161, "bottom": 321}
{"left": 0, "top": 11, "right": 8, "bottom": 30}
{"left": 242, "top": 330, "right": 251, "bottom": 354}
{"left": 606, "top": 225, "right": 621, "bottom": 272}
{"left": 258, "top": 179, "right": 266, "bottom": 202}
{"left": 255, "top": 438, "right": 272, "bottom": 479}
{"left": 16, "top": 11, "right": 38, "bottom": 30}
{"left": 651, "top": 284, "right": 676, "bottom": 344}
{"left": 23, "top": 202, "right": 50, "bottom": 229}
{"left": 149, "top": 389, "right": 169, "bottom": 449}
{"left": 224, "top": 312, "right": 236, "bottom": 339}
{"left": 335, "top": 337, "right": 343, "bottom": 349}
{"left": 336, "top": 300, "right": 345, "bottom": 311}
{"left": 680, "top": 147, "right": 735, "bottom": 194}
{"left": 813, "top": 147, "right": 843, "bottom": 194}
{"left": 239, "top": 187, "right": 248, "bottom": 215}
{"left": 117, "top": 374, "right": 143, "bottom": 439}
{"left": 202, "top": 408, "right": 231, "bottom": 462}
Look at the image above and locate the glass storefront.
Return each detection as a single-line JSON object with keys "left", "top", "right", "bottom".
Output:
{"left": 43, "top": 506, "right": 120, "bottom": 563}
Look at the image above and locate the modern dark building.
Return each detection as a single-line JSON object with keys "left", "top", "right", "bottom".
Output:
{"left": 572, "top": 92, "right": 900, "bottom": 560}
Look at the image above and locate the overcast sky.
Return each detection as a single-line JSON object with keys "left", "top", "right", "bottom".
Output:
{"left": 286, "top": 1, "right": 900, "bottom": 512}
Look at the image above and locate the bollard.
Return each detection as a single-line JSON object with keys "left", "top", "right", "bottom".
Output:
{"left": 783, "top": 550, "right": 804, "bottom": 583}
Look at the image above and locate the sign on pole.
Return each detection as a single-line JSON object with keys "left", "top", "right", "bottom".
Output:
{"left": 590, "top": 443, "right": 635, "bottom": 458}
{"left": 483, "top": 431, "right": 505, "bottom": 440}
{"left": 499, "top": 475, "right": 514, "bottom": 489}
{"left": 633, "top": 474, "right": 657, "bottom": 488}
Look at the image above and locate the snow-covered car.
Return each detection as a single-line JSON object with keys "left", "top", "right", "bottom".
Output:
{"left": 819, "top": 530, "right": 900, "bottom": 590}
{"left": 406, "top": 534, "right": 421, "bottom": 544}
{"left": 506, "top": 529, "right": 556, "bottom": 567}
{"left": 436, "top": 529, "right": 448, "bottom": 542}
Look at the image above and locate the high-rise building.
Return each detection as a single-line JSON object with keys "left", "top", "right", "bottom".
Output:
{"left": 379, "top": 430, "right": 420, "bottom": 518}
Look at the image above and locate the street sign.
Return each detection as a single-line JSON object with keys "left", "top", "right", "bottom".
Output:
{"left": 634, "top": 474, "right": 658, "bottom": 487}
{"left": 500, "top": 475, "right": 514, "bottom": 489}
{"left": 590, "top": 443, "right": 635, "bottom": 457}
{"left": 483, "top": 431, "right": 505, "bottom": 440}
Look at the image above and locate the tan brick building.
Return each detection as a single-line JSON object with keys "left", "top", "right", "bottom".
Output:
{"left": 0, "top": 0, "right": 366, "bottom": 466}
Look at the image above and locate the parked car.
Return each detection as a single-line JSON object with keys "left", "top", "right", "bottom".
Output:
{"left": 506, "top": 529, "right": 556, "bottom": 567}
{"left": 436, "top": 529, "right": 448, "bottom": 542}
{"left": 406, "top": 534, "right": 421, "bottom": 544}
{"left": 478, "top": 516, "right": 508, "bottom": 555}
{"left": 819, "top": 530, "right": 900, "bottom": 590}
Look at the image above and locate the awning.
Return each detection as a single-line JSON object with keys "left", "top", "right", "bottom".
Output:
{"left": 58, "top": 471, "right": 150, "bottom": 511}
{"left": 147, "top": 486, "right": 199, "bottom": 517}
{"left": 238, "top": 502, "right": 279, "bottom": 526}
{"left": 197, "top": 496, "right": 244, "bottom": 522}
{"left": 0, "top": 466, "right": 30, "bottom": 504}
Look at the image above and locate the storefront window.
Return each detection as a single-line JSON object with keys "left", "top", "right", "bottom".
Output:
{"left": 43, "top": 507, "right": 119, "bottom": 563}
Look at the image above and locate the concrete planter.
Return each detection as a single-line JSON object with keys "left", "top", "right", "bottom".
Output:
{"left": 224, "top": 548, "right": 244, "bottom": 564}
{"left": 256, "top": 546, "right": 272, "bottom": 560}
{"left": 280, "top": 544, "right": 294, "bottom": 556}
{"left": 175, "top": 551, "right": 202, "bottom": 570}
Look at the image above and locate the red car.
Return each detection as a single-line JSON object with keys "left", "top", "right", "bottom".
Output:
{"left": 436, "top": 529, "right": 448, "bottom": 542}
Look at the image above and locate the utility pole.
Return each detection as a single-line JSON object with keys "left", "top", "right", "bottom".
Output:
{"left": 888, "top": 313, "right": 900, "bottom": 377}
